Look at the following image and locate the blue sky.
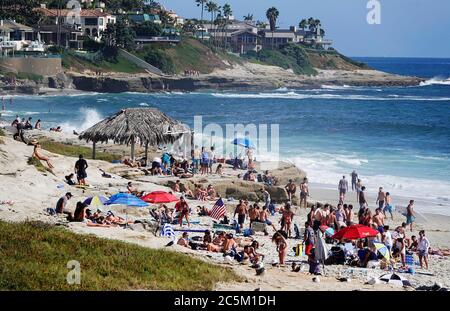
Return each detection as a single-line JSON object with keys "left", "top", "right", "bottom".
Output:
{"left": 159, "top": 0, "right": 450, "bottom": 58}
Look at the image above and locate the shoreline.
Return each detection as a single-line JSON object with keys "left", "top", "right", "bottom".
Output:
{"left": 1, "top": 66, "right": 425, "bottom": 96}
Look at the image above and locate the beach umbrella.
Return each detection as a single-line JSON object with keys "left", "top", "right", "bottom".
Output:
{"left": 83, "top": 195, "right": 108, "bottom": 208}
{"left": 79, "top": 108, "right": 190, "bottom": 161}
{"left": 142, "top": 191, "right": 179, "bottom": 204}
{"left": 374, "top": 242, "right": 390, "bottom": 261}
{"left": 332, "top": 224, "right": 379, "bottom": 240}
{"left": 319, "top": 225, "right": 335, "bottom": 237}
{"left": 379, "top": 273, "right": 411, "bottom": 287}
{"left": 104, "top": 193, "right": 148, "bottom": 207}
{"left": 231, "top": 137, "right": 256, "bottom": 149}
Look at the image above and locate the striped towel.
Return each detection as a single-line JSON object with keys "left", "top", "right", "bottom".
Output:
{"left": 161, "top": 224, "right": 175, "bottom": 237}
{"left": 210, "top": 198, "right": 226, "bottom": 220}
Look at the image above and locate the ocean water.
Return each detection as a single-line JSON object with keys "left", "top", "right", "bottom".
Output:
{"left": 2, "top": 57, "right": 450, "bottom": 214}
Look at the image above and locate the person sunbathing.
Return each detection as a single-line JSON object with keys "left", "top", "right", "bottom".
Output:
{"left": 32, "top": 143, "right": 54, "bottom": 169}
{"left": 104, "top": 211, "right": 127, "bottom": 225}
{"left": 177, "top": 232, "right": 191, "bottom": 248}
{"left": 127, "top": 182, "right": 144, "bottom": 197}
{"left": 207, "top": 231, "right": 226, "bottom": 252}
{"left": 123, "top": 158, "right": 140, "bottom": 168}
{"left": 207, "top": 184, "right": 217, "bottom": 200}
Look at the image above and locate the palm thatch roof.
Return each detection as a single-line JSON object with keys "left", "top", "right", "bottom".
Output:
{"left": 79, "top": 108, "right": 189, "bottom": 146}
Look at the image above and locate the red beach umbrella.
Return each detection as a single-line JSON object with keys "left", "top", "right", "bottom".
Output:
{"left": 332, "top": 224, "right": 379, "bottom": 240}
{"left": 142, "top": 191, "right": 179, "bottom": 204}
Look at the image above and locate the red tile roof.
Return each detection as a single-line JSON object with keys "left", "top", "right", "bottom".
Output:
{"left": 35, "top": 8, "right": 112, "bottom": 18}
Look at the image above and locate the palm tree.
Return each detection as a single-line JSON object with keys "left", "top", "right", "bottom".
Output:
{"left": 195, "top": 0, "right": 207, "bottom": 39}
{"left": 206, "top": 1, "right": 219, "bottom": 45}
{"left": 244, "top": 14, "right": 254, "bottom": 22}
{"left": 299, "top": 19, "right": 308, "bottom": 31}
{"left": 307, "top": 17, "right": 316, "bottom": 31}
{"left": 266, "top": 7, "right": 279, "bottom": 49}
{"left": 222, "top": 3, "right": 232, "bottom": 50}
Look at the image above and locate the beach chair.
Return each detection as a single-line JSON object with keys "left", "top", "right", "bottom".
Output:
{"left": 251, "top": 221, "right": 267, "bottom": 234}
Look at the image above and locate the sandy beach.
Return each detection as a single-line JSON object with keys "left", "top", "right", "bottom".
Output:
{"left": 1, "top": 126, "right": 449, "bottom": 291}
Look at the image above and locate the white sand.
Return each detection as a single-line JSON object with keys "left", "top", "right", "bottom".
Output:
{"left": 0, "top": 132, "right": 449, "bottom": 291}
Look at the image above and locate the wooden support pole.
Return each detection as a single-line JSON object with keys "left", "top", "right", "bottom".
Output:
{"left": 145, "top": 142, "right": 149, "bottom": 167}
{"left": 130, "top": 136, "right": 135, "bottom": 161}
{"left": 92, "top": 141, "right": 96, "bottom": 160}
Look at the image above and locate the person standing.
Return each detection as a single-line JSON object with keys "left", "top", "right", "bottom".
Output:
{"left": 338, "top": 175, "right": 349, "bottom": 202}
{"left": 303, "top": 221, "right": 315, "bottom": 256}
{"left": 34, "top": 119, "right": 41, "bottom": 129}
{"left": 284, "top": 179, "right": 297, "bottom": 203}
{"left": 384, "top": 192, "right": 394, "bottom": 220}
{"left": 350, "top": 170, "right": 358, "bottom": 191}
{"left": 74, "top": 154, "right": 88, "bottom": 186}
{"left": 406, "top": 200, "right": 416, "bottom": 232}
{"left": 260, "top": 187, "right": 271, "bottom": 209}
{"left": 208, "top": 146, "right": 216, "bottom": 174}
{"left": 356, "top": 179, "right": 363, "bottom": 203}
{"left": 359, "top": 186, "right": 367, "bottom": 209}
{"left": 234, "top": 199, "right": 248, "bottom": 229}
{"left": 299, "top": 177, "right": 309, "bottom": 209}
{"left": 376, "top": 187, "right": 386, "bottom": 209}
{"left": 200, "top": 146, "right": 209, "bottom": 175}
{"left": 417, "top": 230, "right": 430, "bottom": 269}
{"left": 175, "top": 196, "right": 190, "bottom": 227}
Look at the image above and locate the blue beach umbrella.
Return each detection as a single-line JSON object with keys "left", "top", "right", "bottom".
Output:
{"left": 104, "top": 193, "right": 148, "bottom": 207}
{"left": 231, "top": 137, "right": 256, "bottom": 149}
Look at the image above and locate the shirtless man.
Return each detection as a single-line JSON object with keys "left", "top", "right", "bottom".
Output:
{"left": 376, "top": 187, "right": 386, "bottom": 209}
{"left": 372, "top": 208, "right": 385, "bottom": 231}
{"left": 299, "top": 178, "right": 309, "bottom": 209}
{"left": 285, "top": 179, "right": 297, "bottom": 203}
{"left": 234, "top": 200, "right": 248, "bottom": 229}
{"left": 248, "top": 203, "right": 261, "bottom": 228}
{"left": 172, "top": 180, "right": 181, "bottom": 192}
{"left": 259, "top": 205, "right": 277, "bottom": 232}
{"left": 406, "top": 200, "right": 416, "bottom": 232}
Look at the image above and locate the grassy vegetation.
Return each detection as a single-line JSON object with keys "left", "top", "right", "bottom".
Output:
{"left": 16, "top": 72, "right": 44, "bottom": 83}
{"left": 134, "top": 38, "right": 227, "bottom": 74}
{"left": 0, "top": 221, "right": 241, "bottom": 290}
{"left": 39, "top": 139, "right": 121, "bottom": 162}
{"left": 244, "top": 44, "right": 317, "bottom": 75}
{"left": 62, "top": 52, "right": 144, "bottom": 74}
{"left": 27, "top": 156, "right": 47, "bottom": 173}
{"left": 0, "top": 129, "right": 5, "bottom": 136}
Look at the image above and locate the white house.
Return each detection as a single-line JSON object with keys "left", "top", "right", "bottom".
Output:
{"left": 0, "top": 20, "right": 44, "bottom": 54}
{"left": 35, "top": 7, "right": 116, "bottom": 41}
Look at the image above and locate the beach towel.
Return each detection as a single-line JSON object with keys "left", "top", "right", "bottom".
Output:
{"left": 161, "top": 224, "right": 175, "bottom": 237}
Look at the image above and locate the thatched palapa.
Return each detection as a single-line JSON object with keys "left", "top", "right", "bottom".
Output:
{"left": 79, "top": 108, "right": 190, "bottom": 160}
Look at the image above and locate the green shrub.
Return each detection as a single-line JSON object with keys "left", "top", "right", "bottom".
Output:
{"left": 83, "top": 38, "right": 105, "bottom": 52}
{"left": 16, "top": 72, "right": 44, "bottom": 83}
{"left": 27, "top": 157, "right": 47, "bottom": 173}
{"left": 143, "top": 48, "right": 175, "bottom": 74}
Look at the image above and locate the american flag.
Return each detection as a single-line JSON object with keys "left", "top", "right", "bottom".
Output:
{"left": 210, "top": 198, "right": 226, "bottom": 220}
